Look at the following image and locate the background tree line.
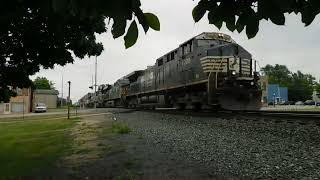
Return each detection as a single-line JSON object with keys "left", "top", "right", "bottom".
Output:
{"left": 33, "top": 77, "right": 56, "bottom": 90}
{"left": 262, "top": 64, "right": 320, "bottom": 102}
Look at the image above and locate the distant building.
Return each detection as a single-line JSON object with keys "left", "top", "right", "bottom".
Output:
{"left": 57, "top": 97, "right": 68, "bottom": 107}
{"left": 313, "top": 90, "right": 320, "bottom": 102}
{"left": 33, "top": 89, "right": 59, "bottom": 109}
{"left": 267, "top": 84, "right": 288, "bottom": 104}
{"left": 0, "top": 87, "right": 32, "bottom": 114}
{"left": 0, "top": 88, "right": 60, "bottom": 114}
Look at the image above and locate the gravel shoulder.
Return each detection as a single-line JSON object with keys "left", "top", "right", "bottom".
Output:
{"left": 58, "top": 112, "right": 212, "bottom": 179}
{"left": 56, "top": 108, "right": 320, "bottom": 179}
{"left": 115, "top": 110, "right": 320, "bottom": 179}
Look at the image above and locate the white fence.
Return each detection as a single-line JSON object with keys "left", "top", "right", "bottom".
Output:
{"left": 0, "top": 103, "right": 3, "bottom": 114}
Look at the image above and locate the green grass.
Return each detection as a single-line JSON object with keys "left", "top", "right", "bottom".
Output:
{"left": 0, "top": 118, "right": 76, "bottom": 177}
{"left": 74, "top": 148, "right": 91, "bottom": 154}
{"left": 111, "top": 122, "right": 131, "bottom": 134}
{"left": 0, "top": 115, "right": 80, "bottom": 123}
{"left": 47, "top": 106, "right": 77, "bottom": 112}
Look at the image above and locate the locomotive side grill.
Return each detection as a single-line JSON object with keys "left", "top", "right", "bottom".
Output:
{"left": 240, "top": 59, "right": 251, "bottom": 76}
{"left": 200, "top": 56, "right": 235, "bottom": 73}
{"left": 200, "top": 56, "right": 252, "bottom": 77}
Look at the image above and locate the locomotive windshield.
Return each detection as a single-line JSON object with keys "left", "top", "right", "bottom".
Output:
{"left": 197, "top": 39, "right": 230, "bottom": 48}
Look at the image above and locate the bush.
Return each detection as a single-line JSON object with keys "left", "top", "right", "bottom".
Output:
{"left": 112, "top": 122, "right": 131, "bottom": 134}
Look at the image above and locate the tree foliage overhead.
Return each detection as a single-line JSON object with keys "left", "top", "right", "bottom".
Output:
{"left": 0, "top": 0, "right": 160, "bottom": 102}
{"left": 33, "top": 77, "right": 55, "bottom": 90}
{"left": 1, "top": 0, "right": 320, "bottom": 102}
{"left": 262, "top": 64, "right": 317, "bottom": 101}
{"left": 193, "top": 0, "right": 320, "bottom": 39}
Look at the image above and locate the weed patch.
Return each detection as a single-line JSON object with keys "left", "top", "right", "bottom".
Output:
{"left": 111, "top": 122, "right": 131, "bottom": 134}
{"left": 115, "top": 169, "right": 139, "bottom": 180}
{"left": 74, "top": 148, "right": 91, "bottom": 154}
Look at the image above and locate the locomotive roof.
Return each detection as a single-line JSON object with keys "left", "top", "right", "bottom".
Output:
{"left": 130, "top": 32, "right": 239, "bottom": 80}
{"left": 115, "top": 78, "right": 130, "bottom": 87}
{"left": 181, "top": 32, "right": 235, "bottom": 45}
{"left": 125, "top": 70, "right": 144, "bottom": 82}
{"left": 156, "top": 32, "right": 235, "bottom": 60}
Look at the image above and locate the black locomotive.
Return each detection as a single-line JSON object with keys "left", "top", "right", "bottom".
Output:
{"left": 94, "top": 32, "right": 262, "bottom": 111}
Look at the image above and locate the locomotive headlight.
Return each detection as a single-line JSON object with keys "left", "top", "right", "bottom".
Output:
{"left": 231, "top": 71, "right": 236, "bottom": 75}
{"left": 250, "top": 81, "right": 255, "bottom": 86}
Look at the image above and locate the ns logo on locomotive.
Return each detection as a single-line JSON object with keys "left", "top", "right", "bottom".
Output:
{"left": 97, "top": 32, "right": 262, "bottom": 111}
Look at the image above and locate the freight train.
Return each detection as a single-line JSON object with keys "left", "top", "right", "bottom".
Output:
{"left": 88, "top": 32, "right": 262, "bottom": 111}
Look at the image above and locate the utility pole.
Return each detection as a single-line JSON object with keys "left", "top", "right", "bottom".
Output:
{"left": 67, "top": 81, "right": 71, "bottom": 119}
{"left": 61, "top": 73, "right": 64, "bottom": 107}
{"left": 91, "top": 75, "right": 94, "bottom": 93}
{"left": 22, "top": 97, "right": 25, "bottom": 120}
{"left": 94, "top": 56, "right": 97, "bottom": 110}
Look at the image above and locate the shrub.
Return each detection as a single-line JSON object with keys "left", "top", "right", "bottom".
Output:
{"left": 112, "top": 123, "right": 131, "bottom": 134}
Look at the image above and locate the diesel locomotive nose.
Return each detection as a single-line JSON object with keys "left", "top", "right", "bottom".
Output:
{"left": 200, "top": 43, "right": 261, "bottom": 110}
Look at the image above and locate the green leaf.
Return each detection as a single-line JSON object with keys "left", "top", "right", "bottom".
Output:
{"left": 270, "top": 13, "right": 285, "bottom": 25}
{"left": 208, "top": 10, "right": 223, "bottom": 29}
{"left": 246, "top": 15, "right": 259, "bottom": 39}
{"left": 112, "top": 17, "right": 127, "bottom": 38}
{"left": 236, "top": 23, "right": 245, "bottom": 33}
{"left": 302, "top": 10, "right": 317, "bottom": 26}
{"left": 274, "top": 0, "right": 296, "bottom": 12}
{"left": 236, "top": 15, "right": 246, "bottom": 33}
{"left": 124, "top": 20, "right": 138, "bottom": 49}
{"left": 258, "top": 0, "right": 286, "bottom": 25}
{"left": 144, "top": 13, "right": 160, "bottom": 31}
{"left": 302, "top": 0, "right": 320, "bottom": 26}
{"left": 225, "top": 15, "right": 236, "bottom": 32}
{"left": 192, "top": 5, "right": 206, "bottom": 22}
{"left": 52, "top": 0, "right": 69, "bottom": 12}
{"left": 136, "top": 10, "right": 149, "bottom": 33}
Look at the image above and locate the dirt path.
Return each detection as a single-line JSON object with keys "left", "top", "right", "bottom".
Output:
{"left": 56, "top": 112, "right": 211, "bottom": 179}
{"left": 57, "top": 114, "right": 112, "bottom": 174}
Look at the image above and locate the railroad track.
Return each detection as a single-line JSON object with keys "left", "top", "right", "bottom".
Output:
{"left": 224, "top": 110, "right": 320, "bottom": 126}
{"left": 106, "top": 107, "right": 320, "bottom": 126}
{"left": 223, "top": 110, "right": 320, "bottom": 118}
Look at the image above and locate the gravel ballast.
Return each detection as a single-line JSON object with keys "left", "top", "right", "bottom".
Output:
{"left": 114, "top": 110, "right": 320, "bottom": 179}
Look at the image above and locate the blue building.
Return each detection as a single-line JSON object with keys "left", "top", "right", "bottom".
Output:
{"left": 267, "top": 84, "right": 288, "bottom": 104}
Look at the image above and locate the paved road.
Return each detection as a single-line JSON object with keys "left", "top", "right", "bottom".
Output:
{"left": 0, "top": 108, "right": 105, "bottom": 119}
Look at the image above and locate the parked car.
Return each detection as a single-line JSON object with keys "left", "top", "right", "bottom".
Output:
{"left": 295, "top": 101, "right": 305, "bottom": 105}
{"left": 268, "top": 102, "right": 274, "bottom": 106}
{"left": 304, "top": 100, "right": 315, "bottom": 105}
{"left": 35, "top": 103, "right": 47, "bottom": 113}
{"left": 280, "top": 101, "right": 295, "bottom": 105}
{"left": 286, "top": 101, "right": 295, "bottom": 105}
{"left": 316, "top": 102, "right": 320, "bottom": 106}
{"left": 279, "top": 101, "right": 286, "bottom": 105}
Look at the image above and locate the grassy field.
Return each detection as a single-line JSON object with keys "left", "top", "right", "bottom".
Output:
{"left": 0, "top": 118, "right": 77, "bottom": 177}
{"left": 47, "top": 106, "right": 77, "bottom": 112}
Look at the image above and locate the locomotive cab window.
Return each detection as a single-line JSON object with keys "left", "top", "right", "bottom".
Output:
{"left": 157, "top": 59, "right": 163, "bottom": 66}
{"left": 197, "top": 39, "right": 219, "bottom": 48}
{"left": 170, "top": 52, "right": 174, "bottom": 60}
{"left": 181, "top": 41, "right": 193, "bottom": 56}
{"left": 166, "top": 51, "right": 177, "bottom": 62}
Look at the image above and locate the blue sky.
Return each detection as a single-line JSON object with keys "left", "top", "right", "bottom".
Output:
{"left": 32, "top": 0, "right": 320, "bottom": 102}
